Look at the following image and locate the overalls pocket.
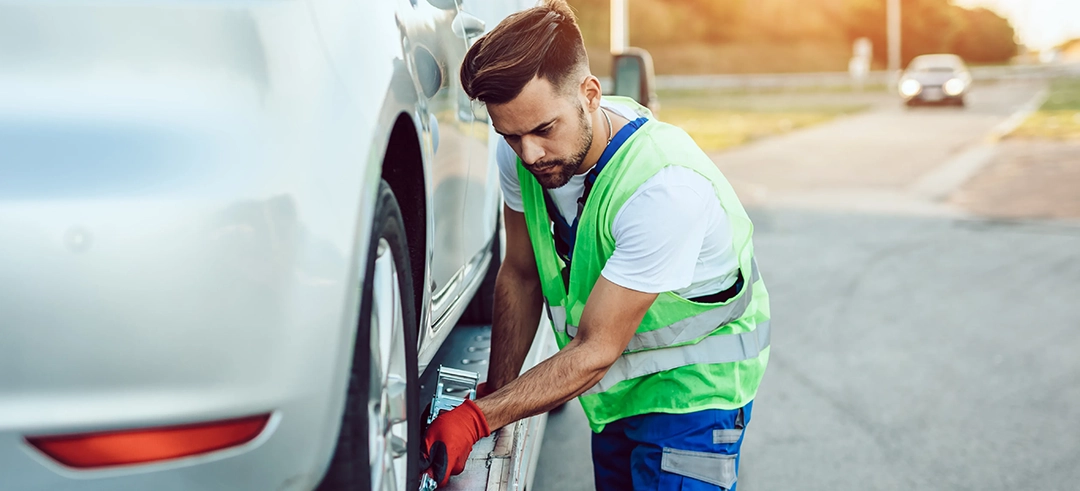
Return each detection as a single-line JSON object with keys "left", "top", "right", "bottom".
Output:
{"left": 659, "top": 447, "right": 737, "bottom": 490}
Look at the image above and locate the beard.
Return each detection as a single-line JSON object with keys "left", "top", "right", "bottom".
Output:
{"left": 530, "top": 105, "right": 593, "bottom": 189}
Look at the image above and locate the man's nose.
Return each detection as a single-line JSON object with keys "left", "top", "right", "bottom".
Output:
{"left": 519, "top": 136, "right": 546, "bottom": 166}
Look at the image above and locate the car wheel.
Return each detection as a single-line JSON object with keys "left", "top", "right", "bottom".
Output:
{"left": 318, "top": 181, "right": 420, "bottom": 491}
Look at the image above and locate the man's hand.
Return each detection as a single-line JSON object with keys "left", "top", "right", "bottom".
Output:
{"left": 420, "top": 399, "right": 491, "bottom": 486}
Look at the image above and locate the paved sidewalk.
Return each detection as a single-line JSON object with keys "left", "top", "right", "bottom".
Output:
{"left": 708, "top": 81, "right": 1046, "bottom": 217}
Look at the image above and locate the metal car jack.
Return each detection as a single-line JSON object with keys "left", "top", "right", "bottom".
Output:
{"left": 419, "top": 366, "right": 481, "bottom": 491}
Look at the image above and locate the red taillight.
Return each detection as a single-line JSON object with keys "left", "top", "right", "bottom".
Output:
{"left": 25, "top": 414, "right": 271, "bottom": 469}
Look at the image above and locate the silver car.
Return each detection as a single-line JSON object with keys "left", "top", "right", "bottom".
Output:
{"left": 0, "top": 0, "right": 534, "bottom": 489}
{"left": 899, "top": 54, "right": 973, "bottom": 106}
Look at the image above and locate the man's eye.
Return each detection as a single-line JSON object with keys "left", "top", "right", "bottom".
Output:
{"left": 504, "top": 135, "right": 520, "bottom": 143}
{"left": 535, "top": 126, "right": 552, "bottom": 136}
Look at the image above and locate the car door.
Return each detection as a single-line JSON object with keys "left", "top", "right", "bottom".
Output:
{"left": 456, "top": 1, "right": 499, "bottom": 275}
{"left": 456, "top": 0, "right": 536, "bottom": 278}
{"left": 403, "top": 0, "right": 473, "bottom": 324}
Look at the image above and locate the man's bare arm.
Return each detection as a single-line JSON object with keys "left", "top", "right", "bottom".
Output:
{"left": 476, "top": 275, "right": 657, "bottom": 430}
{"left": 484, "top": 205, "right": 545, "bottom": 392}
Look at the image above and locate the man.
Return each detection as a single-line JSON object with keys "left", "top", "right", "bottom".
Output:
{"left": 421, "top": 1, "right": 771, "bottom": 489}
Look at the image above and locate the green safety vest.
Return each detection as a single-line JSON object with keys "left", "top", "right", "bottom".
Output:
{"left": 517, "top": 97, "right": 771, "bottom": 433}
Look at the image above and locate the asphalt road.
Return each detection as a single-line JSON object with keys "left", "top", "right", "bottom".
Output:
{"left": 533, "top": 81, "right": 1080, "bottom": 490}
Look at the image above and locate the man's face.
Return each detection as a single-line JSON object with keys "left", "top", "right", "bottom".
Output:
{"left": 487, "top": 76, "right": 592, "bottom": 189}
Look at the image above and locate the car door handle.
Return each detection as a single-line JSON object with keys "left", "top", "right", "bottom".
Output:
{"left": 452, "top": 11, "right": 485, "bottom": 40}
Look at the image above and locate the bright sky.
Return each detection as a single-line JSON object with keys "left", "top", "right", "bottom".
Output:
{"left": 956, "top": 0, "right": 1080, "bottom": 50}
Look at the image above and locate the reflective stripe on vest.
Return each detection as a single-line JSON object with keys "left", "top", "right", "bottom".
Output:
{"left": 548, "top": 304, "right": 569, "bottom": 337}
{"left": 562, "top": 259, "right": 761, "bottom": 352}
{"left": 584, "top": 319, "right": 771, "bottom": 396}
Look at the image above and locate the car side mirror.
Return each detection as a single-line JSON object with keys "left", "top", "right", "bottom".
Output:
{"left": 611, "top": 48, "right": 660, "bottom": 117}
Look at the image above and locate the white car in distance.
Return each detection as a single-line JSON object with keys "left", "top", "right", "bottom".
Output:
{"left": 899, "top": 53, "right": 973, "bottom": 107}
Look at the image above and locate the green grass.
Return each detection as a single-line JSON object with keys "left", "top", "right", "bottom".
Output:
{"left": 1040, "top": 78, "right": 1080, "bottom": 111}
{"left": 656, "top": 90, "right": 869, "bottom": 151}
{"left": 1010, "top": 78, "right": 1080, "bottom": 140}
{"left": 657, "top": 84, "right": 890, "bottom": 98}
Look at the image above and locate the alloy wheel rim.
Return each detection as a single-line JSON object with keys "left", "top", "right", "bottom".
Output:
{"left": 369, "top": 238, "right": 409, "bottom": 491}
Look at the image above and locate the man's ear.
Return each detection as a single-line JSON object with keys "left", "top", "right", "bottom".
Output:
{"left": 580, "top": 74, "right": 602, "bottom": 112}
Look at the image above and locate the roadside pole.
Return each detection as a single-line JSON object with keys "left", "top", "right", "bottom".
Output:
{"left": 887, "top": 0, "right": 902, "bottom": 85}
{"left": 611, "top": 0, "right": 628, "bottom": 55}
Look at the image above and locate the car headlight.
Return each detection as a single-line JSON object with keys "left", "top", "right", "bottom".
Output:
{"left": 899, "top": 79, "right": 922, "bottom": 97}
{"left": 943, "top": 78, "right": 966, "bottom": 96}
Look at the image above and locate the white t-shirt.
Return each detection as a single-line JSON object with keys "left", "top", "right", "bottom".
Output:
{"left": 497, "top": 100, "right": 740, "bottom": 298}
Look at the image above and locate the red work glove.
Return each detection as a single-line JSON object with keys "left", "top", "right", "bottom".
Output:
{"left": 418, "top": 384, "right": 491, "bottom": 436}
{"left": 420, "top": 398, "right": 491, "bottom": 487}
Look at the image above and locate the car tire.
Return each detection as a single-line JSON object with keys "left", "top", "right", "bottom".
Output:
{"left": 458, "top": 215, "right": 501, "bottom": 325}
{"left": 317, "top": 181, "right": 420, "bottom": 491}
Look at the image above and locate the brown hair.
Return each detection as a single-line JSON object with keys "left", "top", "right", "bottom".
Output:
{"left": 460, "top": 0, "right": 588, "bottom": 105}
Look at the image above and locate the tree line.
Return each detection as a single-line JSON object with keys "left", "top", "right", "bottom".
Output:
{"left": 570, "top": 0, "right": 1018, "bottom": 68}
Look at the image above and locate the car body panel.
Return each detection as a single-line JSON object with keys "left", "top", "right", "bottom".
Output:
{"left": 0, "top": 0, "right": 525, "bottom": 489}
